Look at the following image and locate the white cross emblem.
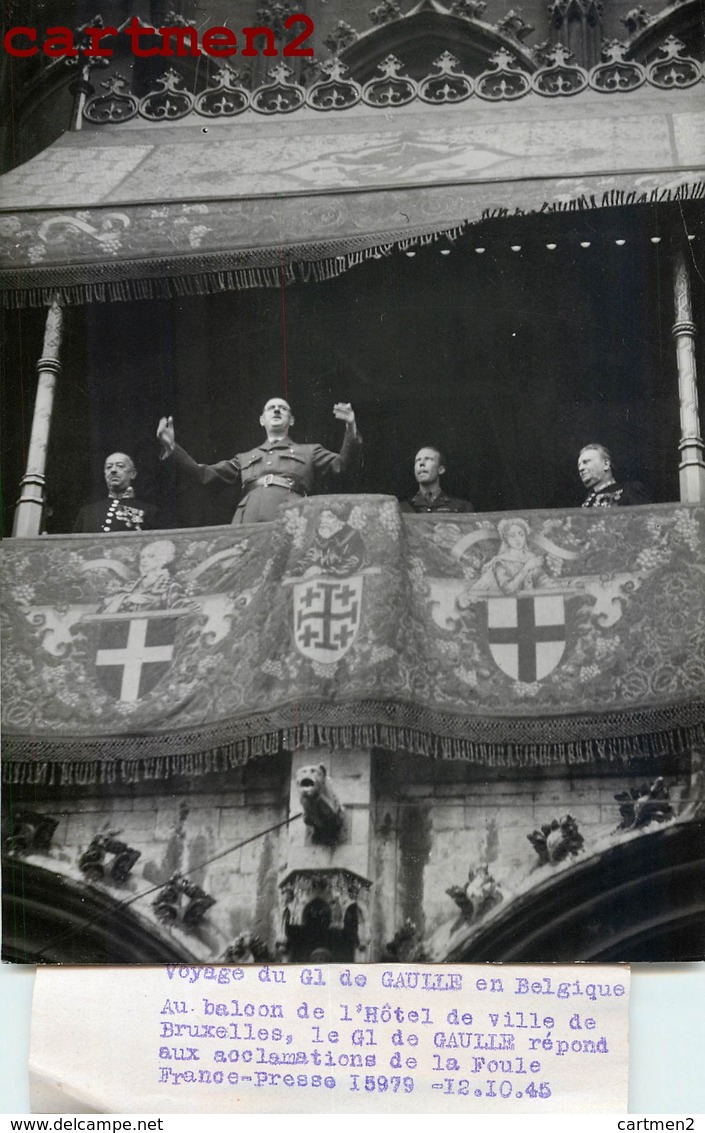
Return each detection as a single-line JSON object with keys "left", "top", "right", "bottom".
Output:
{"left": 95, "top": 616, "right": 174, "bottom": 702}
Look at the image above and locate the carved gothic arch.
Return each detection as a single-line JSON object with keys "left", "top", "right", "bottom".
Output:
{"left": 2, "top": 858, "right": 194, "bottom": 963}
{"left": 441, "top": 822, "right": 705, "bottom": 962}
{"left": 339, "top": 5, "right": 537, "bottom": 81}
{"left": 625, "top": 0, "right": 704, "bottom": 62}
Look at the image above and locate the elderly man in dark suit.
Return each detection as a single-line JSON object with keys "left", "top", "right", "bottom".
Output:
{"left": 578, "top": 443, "right": 651, "bottom": 508}
{"left": 157, "top": 398, "right": 361, "bottom": 524}
{"left": 73, "top": 452, "right": 157, "bottom": 533}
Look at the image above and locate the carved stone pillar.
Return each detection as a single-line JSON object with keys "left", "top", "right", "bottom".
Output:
{"left": 12, "top": 298, "right": 63, "bottom": 537}
{"left": 688, "top": 742, "right": 705, "bottom": 818}
{"left": 548, "top": 0, "right": 603, "bottom": 68}
{"left": 280, "top": 748, "right": 373, "bottom": 961}
{"left": 249, "top": 0, "right": 313, "bottom": 88}
{"left": 279, "top": 868, "right": 372, "bottom": 963}
{"left": 672, "top": 245, "right": 705, "bottom": 503}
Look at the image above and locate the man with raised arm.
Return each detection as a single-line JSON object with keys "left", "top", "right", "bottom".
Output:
{"left": 578, "top": 443, "right": 651, "bottom": 508}
{"left": 157, "top": 398, "right": 361, "bottom": 524}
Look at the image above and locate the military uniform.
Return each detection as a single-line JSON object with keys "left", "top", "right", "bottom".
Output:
{"left": 400, "top": 489, "right": 474, "bottom": 514}
{"left": 73, "top": 496, "right": 157, "bottom": 533}
{"left": 170, "top": 431, "right": 362, "bottom": 524}
{"left": 582, "top": 480, "right": 650, "bottom": 508}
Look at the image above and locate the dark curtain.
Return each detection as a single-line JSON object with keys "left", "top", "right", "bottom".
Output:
{"left": 3, "top": 203, "right": 701, "bottom": 536}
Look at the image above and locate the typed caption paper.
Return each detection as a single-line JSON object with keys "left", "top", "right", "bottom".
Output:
{"left": 30, "top": 964, "right": 629, "bottom": 1112}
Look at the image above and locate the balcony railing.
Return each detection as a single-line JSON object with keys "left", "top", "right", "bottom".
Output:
{"left": 2, "top": 496, "right": 704, "bottom": 784}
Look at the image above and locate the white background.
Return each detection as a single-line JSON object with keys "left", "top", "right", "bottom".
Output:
{"left": 1, "top": 963, "right": 704, "bottom": 1113}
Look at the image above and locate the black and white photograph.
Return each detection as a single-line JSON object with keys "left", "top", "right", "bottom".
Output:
{"left": 1, "top": 0, "right": 704, "bottom": 969}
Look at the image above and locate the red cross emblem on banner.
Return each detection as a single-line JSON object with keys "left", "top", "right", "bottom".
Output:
{"left": 293, "top": 577, "right": 363, "bottom": 664}
{"left": 86, "top": 611, "right": 180, "bottom": 701}
{"left": 485, "top": 595, "right": 566, "bottom": 681}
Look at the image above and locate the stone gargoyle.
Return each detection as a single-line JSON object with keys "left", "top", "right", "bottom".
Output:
{"left": 296, "top": 763, "right": 345, "bottom": 845}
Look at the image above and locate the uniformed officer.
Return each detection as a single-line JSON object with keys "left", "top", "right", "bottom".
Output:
{"left": 400, "top": 446, "right": 474, "bottom": 514}
{"left": 156, "top": 398, "right": 361, "bottom": 524}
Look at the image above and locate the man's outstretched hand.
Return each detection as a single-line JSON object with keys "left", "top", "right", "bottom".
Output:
{"left": 157, "top": 416, "right": 176, "bottom": 455}
{"left": 333, "top": 403, "right": 357, "bottom": 434}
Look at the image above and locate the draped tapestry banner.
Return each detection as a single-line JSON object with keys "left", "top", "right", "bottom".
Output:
{"left": 2, "top": 497, "right": 704, "bottom": 781}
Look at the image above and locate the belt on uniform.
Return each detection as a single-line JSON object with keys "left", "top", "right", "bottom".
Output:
{"left": 250, "top": 474, "right": 306, "bottom": 494}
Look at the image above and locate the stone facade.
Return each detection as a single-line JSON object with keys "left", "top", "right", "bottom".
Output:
{"left": 373, "top": 759, "right": 692, "bottom": 950}
{"left": 3, "top": 0, "right": 703, "bottom": 171}
{"left": 3, "top": 747, "right": 695, "bottom": 961}
{"left": 2, "top": 2, "right": 703, "bottom": 967}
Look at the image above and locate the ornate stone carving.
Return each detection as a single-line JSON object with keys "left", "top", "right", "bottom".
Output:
{"left": 369, "top": 0, "right": 403, "bottom": 26}
{"left": 532, "top": 39, "right": 555, "bottom": 63}
{"left": 528, "top": 814, "right": 584, "bottom": 864}
{"left": 250, "top": 62, "right": 306, "bottom": 113}
{"left": 446, "top": 864, "right": 503, "bottom": 922}
{"left": 3, "top": 811, "right": 59, "bottom": 856}
{"left": 646, "top": 36, "right": 700, "bottom": 88}
{"left": 65, "top": 35, "right": 705, "bottom": 124}
{"left": 279, "top": 869, "right": 371, "bottom": 961}
{"left": 306, "top": 59, "right": 362, "bottom": 110}
{"left": 533, "top": 43, "right": 588, "bottom": 94}
{"left": 589, "top": 40, "right": 646, "bottom": 91}
{"left": 163, "top": 11, "right": 196, "bottom": 28}
{"left": 614, "top": 777, "right": 673, "bottom": 830}
{"left": 152, "top": 872, "right": 217, "bottom": 927}
{"left": 84, "top": 74, "right": 139, "bottom": 124}
{"left": 549, "top": 0, "right": 602, "bottom": 20}
{"left": 496, "top": 10, "right": 535, "bottom": 41}
{"left": 547, "top": 0, "right": 602, "bottom": 66}
{"left": 221, "top": 933, "right": 273, "bottom": 962}
{"left": 476, "top": 48, "right": 532, "bottom": 98}
{"left": 381, "top": 918, "right": 428, "bottom": 961}
{"left": 324, "top": 20, "right": 359, "bottom": 54}
{"left": 450, "top": 0, "right": 487, "bottom": 18}
{"left": 362, "top": 54, "right": 417, "bottom": 105}
{"left": 296, "top": 763, "right": 345, "bottom": 845}
{"left": 78, "top": 832, "right": 141, "bottom": 884}
{"left": 418, "top": 51, "right": 474, "bottom": 102}
{"left": 138, "top": 69, "right": 195, "bottom": 120}
{"left": 256, "top": 1, "right": 298, "bottom": 38}
{"left": 72, "top": 16, "right": 115, "bottom": 70}
{"left": 622, "top": 6, "right": 651, "bottom": 35}
{"left": 194, "top": 66, "right": 250, "bottom": 117}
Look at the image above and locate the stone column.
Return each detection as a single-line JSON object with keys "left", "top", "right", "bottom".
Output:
{"left": 69, "top": 64, "right": 94, "bottom": 131}
{"left": 672, "top": 244, "right": 705, "bottom": 502}
{"left": 279, "top": 748, "right": 373, "bottom": 962}
{"left": 12, "top": 297, "right": 63, "bottom": 538}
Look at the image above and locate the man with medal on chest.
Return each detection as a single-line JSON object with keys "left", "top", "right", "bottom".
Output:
{"left": 73, "top": 452, "right": 157, "bottom": 533}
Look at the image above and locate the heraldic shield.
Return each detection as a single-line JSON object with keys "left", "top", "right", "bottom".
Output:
{"left": 293, "top": 577, "right": 363, "bottom": 664}
{"left": 485, "top": 594, "right": 566, "bottom": 681}
{"left": 86, "top": 611, "right": 180, "bottom": 702}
